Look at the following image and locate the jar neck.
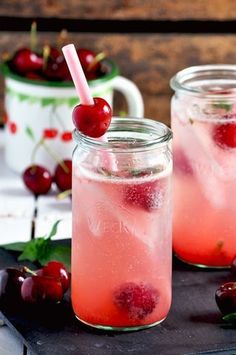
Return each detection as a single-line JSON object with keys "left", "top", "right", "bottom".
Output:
{"left": 73, "top": 117, "right": 172, "bottom": 153}
{"left": 170, "top": 64, "right": 236, "bottom": 99}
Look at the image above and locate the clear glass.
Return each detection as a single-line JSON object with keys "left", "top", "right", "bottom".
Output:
{"left": 170, "top": 65, "right": 236, "bottom": 268}
{"left": 72, "top": 117, "right": 172, "bottom": 331}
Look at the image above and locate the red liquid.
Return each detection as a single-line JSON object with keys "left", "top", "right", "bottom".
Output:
{"left": 172, "top": 101, "right": 236, "bottom": 267}
{"left": 72, "top": 165, "right": 172, "bottom": 329}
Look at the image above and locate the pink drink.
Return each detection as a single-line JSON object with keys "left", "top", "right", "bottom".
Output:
{"left": 171, "top": 65, "right": 236, "bottom": 267}
{"left": 71, "top": 118, "right": 172, "bottom": 330}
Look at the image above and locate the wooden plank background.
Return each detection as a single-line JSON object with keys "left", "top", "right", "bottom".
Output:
{"left": 1, "top": 1, "right": 236, "bottom": 125}
{"left": 0, "top": 0, "right": 236, "bottom": 20}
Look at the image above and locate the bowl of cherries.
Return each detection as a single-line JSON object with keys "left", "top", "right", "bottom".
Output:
{"left": 1, "top": 24, "right": 124, "bottom": 174}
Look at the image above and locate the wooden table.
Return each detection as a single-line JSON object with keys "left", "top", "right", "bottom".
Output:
{"left": 0, "top": 129, "right": 72, "bottom": 355}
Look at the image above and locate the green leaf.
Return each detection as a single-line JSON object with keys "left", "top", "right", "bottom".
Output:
{"left": 223, "top": 313, "right": 236, "bottom": 323}
{"left": 1, "top": 242, "right": 26, "bottom": 252}
{"left": 213, "top": 101, "right": 232, "bottom": 111}
{"left": 18, "top": 238, "right": 47, "bottom": 262}
{"left": 25, "top": 126, "right": 35, "bottom": 141}
{"left": 38, "top": 245, "right": 71, "bottom": 271}
{"left": 46, "top": 220, "right": 61, "bottom": 240}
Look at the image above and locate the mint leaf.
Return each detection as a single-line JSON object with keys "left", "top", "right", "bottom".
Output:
{"left": 2, "top": 242, "right": 26, "bottom": 252}
{"left": 213, "top": 101, "right": 232, "bottom": 111}
{"left": 223, "top": 313, "right": 236, "bottom": 323}
{"left": 46, "top": 220, "right": 61, "bottom": 240}
{"left": 18, "top": 238, "right": 47, "bottom": 262}
{"left": 1, "top": 220, "right": 71, "bottom": 269}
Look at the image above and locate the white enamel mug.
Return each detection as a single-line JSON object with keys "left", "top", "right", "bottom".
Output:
{"left": 1, "top": 59, "right": 144, "bottom": 173}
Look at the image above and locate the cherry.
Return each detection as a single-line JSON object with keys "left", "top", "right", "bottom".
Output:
{"left": 174, "top": 149, "right": 193, "bottom": 175}
{"left": 77, "top": 48, "right": 100, "bottom": 73}
{"left": 43, "top": 56, "right": 71, "bottom": 81}
{"left": 54, "top": 160, "right": 72, "bottom": 192}
{"left": 124, "top": 180, "right": 162, "bottom": 212}
{"left": 37, "top": 261, "right": 70, "bottom": 293}
{"left": 49, "top": 47, "right": 61, "bottom": 60}
{"left": 61, "top": 131, "right": 72, "bottom": 142}
{"left": 43, "top": 128, "right": 58, "bottom": 139}
{"left": 215, "top": 282, "right": 236, "bottom": 315}
{"left": 26, "top": 71, "right": 44, "bottom": 81}
{"left": 21, "top": 275, "right": 63, "bottom": 304}
{"left": 72, "top": 97, "right": 112, "bottom": 138}
{"left": 0, "top": 268, "right": 25, "bottom": 304}
{"left": 8, "top": 121, "right": 17, "bottom": 134}
{"left": 213, "top": 114, "right": 236, "bottom": 149}
{"left": 113, "top": 282, "right": 159, "bottom": 320}
{"left": 23, "top": 165, "right": 52, "bottom": 196}
{"left": 11, "top": 48, "right": 43, "bottom": 74}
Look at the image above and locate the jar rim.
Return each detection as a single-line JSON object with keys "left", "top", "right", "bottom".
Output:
{"left": 170, "top": 64, "right": 236, "bottom": 98}
{"left": 73, "top": 117, "right": 172, "bottom": 153}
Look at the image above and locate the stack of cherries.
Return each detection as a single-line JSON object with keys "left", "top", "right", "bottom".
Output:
{"left": 0, "top": 261, "right": 70, "bottom": 306}
{"left": 23, "top": 159, "right": 72, "bottom": 196}
{"left": 8, "top": 46, "right": 105, "bottom": 82}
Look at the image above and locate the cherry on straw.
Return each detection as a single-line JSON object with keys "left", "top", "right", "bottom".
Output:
{"left": 62, "top": 44, "right": 94, "bottom": 106}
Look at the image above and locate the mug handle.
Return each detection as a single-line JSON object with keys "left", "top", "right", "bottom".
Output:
{"left": 111, "top": 76, "right": 144, "bottom": 118}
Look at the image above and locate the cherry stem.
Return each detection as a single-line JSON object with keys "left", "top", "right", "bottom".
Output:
{"left": 87, "top": 52, "right": 106, "bottom": 72}
{"left": 43, "top": 45, "right": 50, "bottom": 71}
{"left": 56, "top": 189, "right": 72, "bottom": 200}
{"left": 23, "top": 266, "right": 37, "bottom": 276}
{"left": 42, "top": 140, "right": 69, "bottom": 173}
{"left": 30, "top": 21, "right": 37, "bottom": 52}
{"left": 31, "top": 138, "right": 69, "bottom": 174}
{"left": 57, "top": 29, "right": 68, "bottom": 49}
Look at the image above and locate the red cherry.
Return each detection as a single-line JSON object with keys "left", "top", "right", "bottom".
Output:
{"left": 54, "top": 160, "right": 72, "bottom": 192}
{"left": 9, "top": 121, "right": 17, "bottom": 134}
{"left": 174, "top": 149, "right": 193, "bottom": 175}
{"left": 215, "top": 282, "right": 236, "bottom": 315}
{"left": 77, "top": 48, "right": 99, "bottom": 73}
{"left": 43, "top": 56, "right": 71, "bottom": 81}
{"left": 37, "top": 261, "right": 70, "bottom": 293}
{"left": 113, "top": 282, "right": 159, "bottom": 320}
{"left": 43, "top": 128, "right": 58, "bottom": 139}
{"left": 26, "top": 71, "right": 44, "bottom": 81}
{"left": 124, "top": 179, "right": 162, "bottom": 212}
{"left": 61, "top": 131, "right": 72, "bottom": 142}
{"left": 72, "top": 97, "right": 112, "bottom": 138}
{"left": 21, "top": 275, "right": 63, "bottom": 304}
{"left": 23, "top": 165, "right": 52, "bottom": 196}
{"left": 11, "top": 48, "right": 43, "bottom": 74}
{"left": 213, "top": 114, "right": 236, "bottom": 149}
{"left": 49, "top": 47, "right": 61, "bottom": 60}
{"left": 0, "top": 268, "right": 25, "bottom": 304}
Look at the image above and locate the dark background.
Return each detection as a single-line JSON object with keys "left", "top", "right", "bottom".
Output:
{"left": 1, "top": 0, "right": 236, "bottom": 125}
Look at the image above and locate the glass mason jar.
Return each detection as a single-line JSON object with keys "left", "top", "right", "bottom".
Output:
{"left": 170, "top": 65, "right": 236, "bottom": 268}
{"left": 72, "top": 117, "right": 172, "bottom": 331}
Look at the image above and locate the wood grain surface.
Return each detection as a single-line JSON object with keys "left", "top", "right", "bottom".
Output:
{"left": 0, "top": 0, "right": 236, "bottom": 20}
{"left": 1, "top": 33, "right": 236, "bottom": 124}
